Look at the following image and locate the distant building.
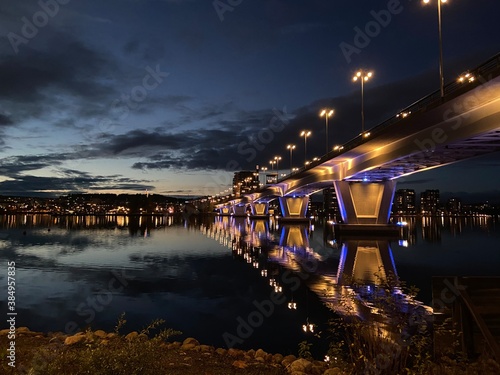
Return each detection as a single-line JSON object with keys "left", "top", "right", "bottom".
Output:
{"left": 232, "top": 170, "right": 260, "bottom": 197}
{"left": 323, "top": 187, "right": 340, "bottom": 220}
{"left": 393, "top": 189, "right": 416, "bottom": 215}
{"left": 420, "top": 189, "right": 440, "bottom": 215}
{"left": 446, "top": 197, "right": 462, "bottom": 215}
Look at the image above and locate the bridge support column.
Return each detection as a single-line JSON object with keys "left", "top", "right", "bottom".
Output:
{"left": 279, "top": 196, "right": 309, "bottom": 221}
{"left": 334, "top": 180, "right": 397, "bottom": 232}
{"left": 220, "top": 206, "right": 231, "bottom": 216}
{"left": 250, "top": 202, "right": 268, "bottom": 218}
{"left": 232, "top": 204, "right": 249, "bottom": 217}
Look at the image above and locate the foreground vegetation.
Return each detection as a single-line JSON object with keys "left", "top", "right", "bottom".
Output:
{"left": 1, "top": 323, "right": 498, "bottom": 374}
{"left": 2, "top": 285, "right": 499, "bottom": 375}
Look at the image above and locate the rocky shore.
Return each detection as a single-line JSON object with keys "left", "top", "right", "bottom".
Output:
{"left": 0, "top": 327, "right": 343, "bottom": 375}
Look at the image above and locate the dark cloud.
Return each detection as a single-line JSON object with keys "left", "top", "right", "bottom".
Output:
{"left": 0, "top": 35, "right": 114, "bottom": 103}
{"left": 0, "top": 174, "right": 155, "bottom": 196}
{"left": 0, "top": 113, "right": 13, "bottom": 126}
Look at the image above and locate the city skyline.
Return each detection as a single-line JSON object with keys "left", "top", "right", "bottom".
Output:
{"left": 1, "top": 1, "right": 500, "bottom": 199}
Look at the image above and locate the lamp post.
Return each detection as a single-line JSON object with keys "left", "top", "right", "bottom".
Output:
{"left": 423, "top": 0, "right": 447, "bottom": 98}
{"left": 352, "top": 70, "right": 373, "bottom": 133}
{"left": 260, "top": 166, "right": 267, "bottom": 186}
{"left": 274, "top": 156, "right": 282, "bottom": 177}
{"left": 300, "top": 130, "right": 311, "bottom": 165}
{"left": 287, "top": 144, "right": 295, "bottom": 174}
{"left": 319, "top": 109, "right": 334, "bottom": 154}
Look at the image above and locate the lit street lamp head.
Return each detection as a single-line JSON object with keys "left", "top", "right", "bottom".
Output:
{"left": 320, "top": 109, "right": 334, "bottom": 117}
{"left": 300, "top": 130, "right": 311, "bottom": 137}
{"left": 352, "top": 70, "right": 373, "bottom": 82}
{"left": 352, "top": 70, "right": 373, "bottom": 132}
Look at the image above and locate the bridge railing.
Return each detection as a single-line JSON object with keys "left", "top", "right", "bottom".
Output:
{"left": 278, "top": 52, "right": 500, "bottom": 183}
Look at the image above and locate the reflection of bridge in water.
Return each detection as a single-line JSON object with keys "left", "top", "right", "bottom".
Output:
{"left": 200, "top": 216, "right": 432, "bottom": 325}
{"left": 200, "top": 215, "right": 500, "bottom": 360}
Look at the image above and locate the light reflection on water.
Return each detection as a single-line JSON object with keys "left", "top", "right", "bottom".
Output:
{"left": 0, "top": 214, "right": 499, "bottom": 357}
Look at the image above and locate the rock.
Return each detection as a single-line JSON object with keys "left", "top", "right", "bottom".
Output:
{"left": 171, "top": 341, "right": 182, "bottom": 348}
{"left": 215, "top": 348, "right": 227, "bottom": 355}
{"left": 310, "top": 365, "right": 324, "bottom": 375}
{"left": 290, "top": 372, "right": 308, "bottom": 375}
{"left": 17, "top": 327, "right": 30, "bottom": 333}
{"left": 255, "top": 348, "right": 267, "bottom": 359}
{"left": 106, "top": 333, "right": 118, "bottom": 339}
{"left": 0, "top": 329, "right": 10, "bottom": 336}
{"left": 64, "top": 335, "right": 86, "bottom": 346}
{"left": 232, "top": 360, "right": 248, "bottom": 369}
{"left": 227, "top": 348, "right": 243, "bottom": 358}
{"left": 199, "top": 344, "right": 213, "bottom": 352}
{"left": 273, "top": 353, "right": 284, "bottom": 364}
{"left": 125, "top": 331, "right": 139, "bottom": 341}
{"left": 289, "top": 358, "right": 313, "bottom": 373}
{"left": 323, "top": 368, "right": 342, "bottom": 375}
{"left": 93, "top": 330, "right": 107, "bottom": 338}
{"left": 100, "top": 339, "right": 109, "bottom": 346}
{"left": 180, "top": 343, "right": 196, "bottom": 351}
{"left": 282, "top": 354, "right": 297, "bottom": 367}
{"left": 247, "top": 349, "right": 256, "bottom": 357}
{"left": 182, "top": 337, "right": 200, "bottom": 346}
{"left": 255, "top": 356, "right": 265, "bottom": 362}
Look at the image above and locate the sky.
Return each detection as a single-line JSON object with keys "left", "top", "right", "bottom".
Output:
{"left": 1, "top": 0, "right": 500, "bottom": 201}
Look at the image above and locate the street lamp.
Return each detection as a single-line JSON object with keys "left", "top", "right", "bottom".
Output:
{"left": 352, "top": 70, "right": 373, "bottom": 133}
{"left": 319, "top": 109, "right": 334, "bottom": 154}
{"left": 423, "top": 0, "right": 447, "bottom": 98}
{"left": 300, "top": 130, "right": 311, "bottom": 165}
{"left": 286, "top": 144, "right": 295, "bottom": 174}
{"left": 274, "top": 156, "right": 282, "bottom": 177}
{"left": 260, "top": 166, "right": 268, "bottom": 186}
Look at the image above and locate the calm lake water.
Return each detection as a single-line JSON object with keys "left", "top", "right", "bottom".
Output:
{"left": 0, "top": 214, "right": 499, "bottom": 357}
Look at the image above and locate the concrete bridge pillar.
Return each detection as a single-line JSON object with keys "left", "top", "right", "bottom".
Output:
{"left": 250, "top": 202, "right": 268, "bottom": 217}
{"left": 279, "top": 196, "right": 309, "bottom": 221}
{"left": 334, "top": 180, "right": 396, "bottom": 226}
{"left": 232, "top": 204, "right": 249, "bottom": 217}
{"left": 220, "top": 206, "right": 231, "bottom": 216}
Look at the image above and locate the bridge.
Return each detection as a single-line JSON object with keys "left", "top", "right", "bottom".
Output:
{"left": 218, "top": 53, "right": 500, "bottom": 229}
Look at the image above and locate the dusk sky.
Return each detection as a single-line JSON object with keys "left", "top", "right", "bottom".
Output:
{"left": 1, "top": 0, "right": 500, "bottom": 201}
